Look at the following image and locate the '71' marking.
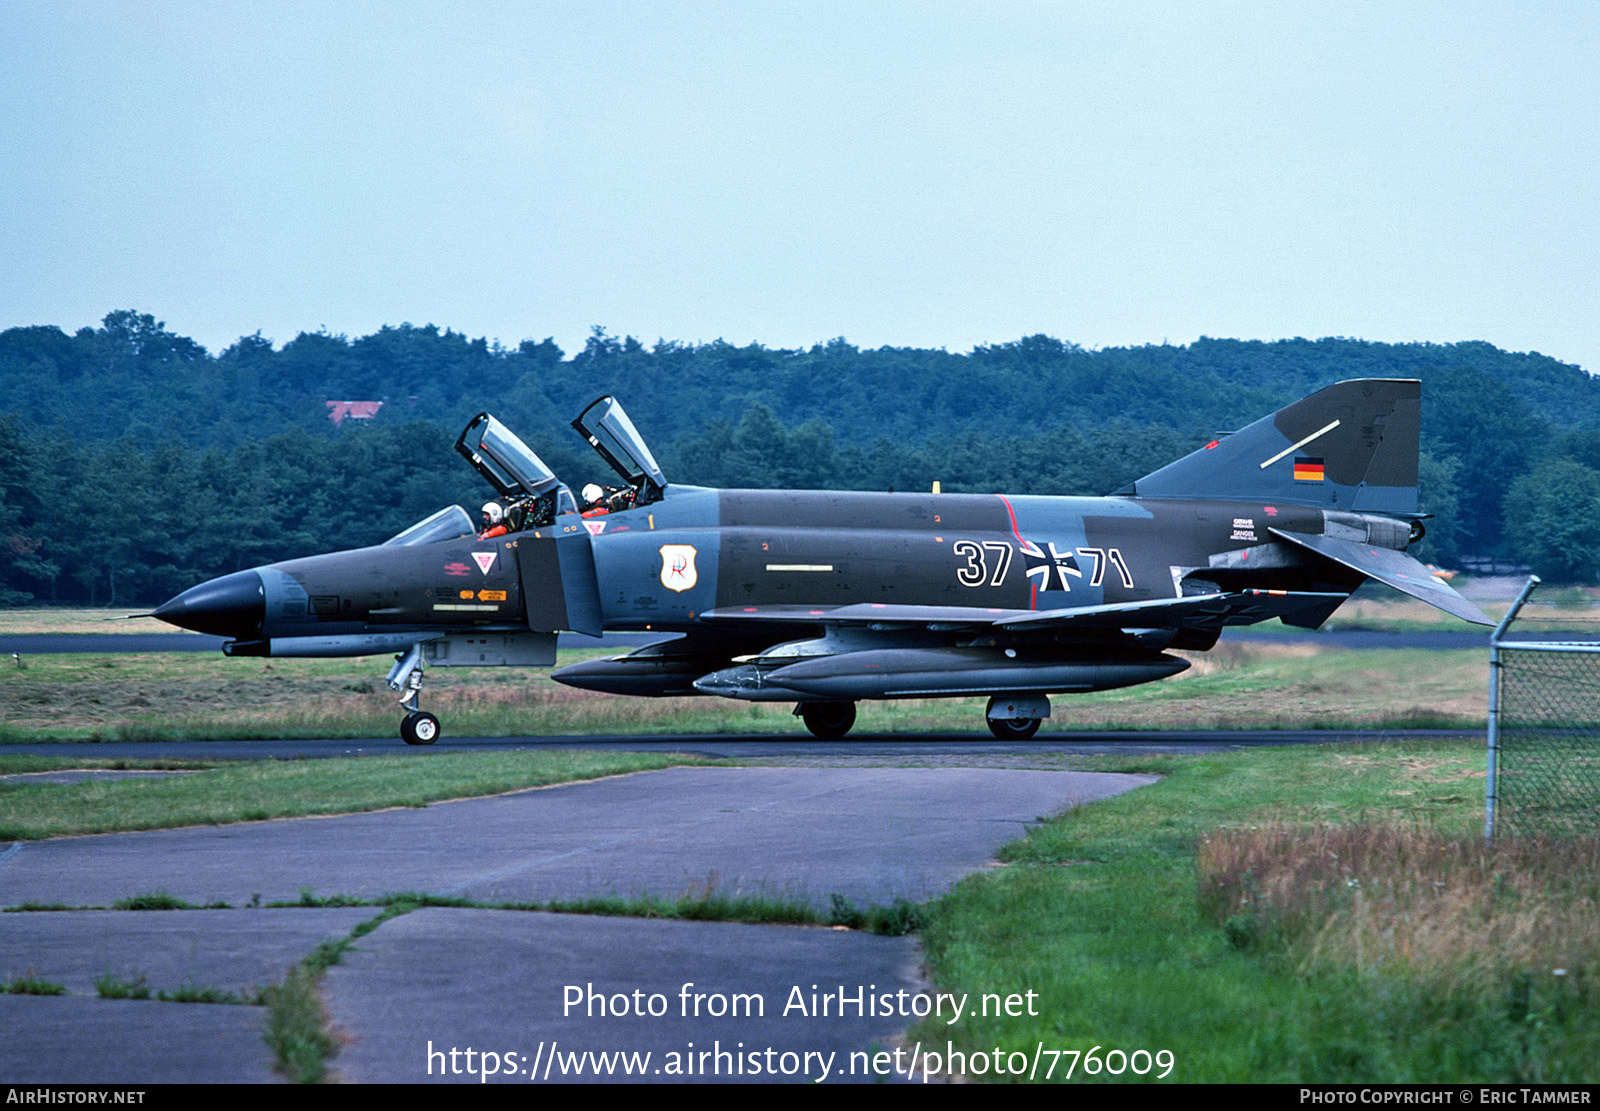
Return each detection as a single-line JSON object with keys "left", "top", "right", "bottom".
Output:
{"left": 1077, "top": 547, "right": 1135, "bottom": 589}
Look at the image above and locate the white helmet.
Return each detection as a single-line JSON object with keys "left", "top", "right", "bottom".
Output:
{"left": 581, "top": 483, "right": 604, "bottom": 505}
{"left": 481, "top": 501, "right": 504, "bottom": 524}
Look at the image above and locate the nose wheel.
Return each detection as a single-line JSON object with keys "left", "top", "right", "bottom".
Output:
{"left": 401, "top": 711, "right": 440, "bottom": 746}
{"left": 388, "top": 642, "right": 443, "bottom": 745}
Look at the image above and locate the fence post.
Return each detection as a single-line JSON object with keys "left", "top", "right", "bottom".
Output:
{"left": 1487, "top": 575, "right": 1541, "bottom": 842}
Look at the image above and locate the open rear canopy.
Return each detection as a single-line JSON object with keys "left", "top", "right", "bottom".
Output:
{"left": 573, "top": 395, "right": 667, "bottom": 504}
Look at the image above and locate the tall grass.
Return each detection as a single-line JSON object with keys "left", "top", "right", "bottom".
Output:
{"left": 1199, "top": 825, "right": 1600, "bottom": 967}
{"left": 1198, "top": 824, "right": 1600, "bottom": 1080}
{"left": 918, "top": 740, "right": 1600, "bottom": 1082}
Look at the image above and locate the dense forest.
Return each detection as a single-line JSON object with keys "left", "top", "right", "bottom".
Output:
{"left": 3, "top": 309, "right": 1599, "bottom": 606}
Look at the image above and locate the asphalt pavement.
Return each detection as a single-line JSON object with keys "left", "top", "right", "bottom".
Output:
{"left": 322, "top": 908, "right": 924, "bottom": 1084}
{"left": 0, "top": 727, "right": 1484, "bottom": 765}
{"left": 0, "top": 908, "right": 375, "bottom": 1084}
{"left": 0, "top": 763, "right": 1153, "bottom": 1083}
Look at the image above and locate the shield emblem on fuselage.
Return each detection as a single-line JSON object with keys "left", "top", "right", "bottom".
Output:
{"left": 658, "top": 544, "right": 698, "bottom": 593}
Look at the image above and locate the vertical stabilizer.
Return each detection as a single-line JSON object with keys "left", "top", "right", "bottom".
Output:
{"left": 1129, "top": 379, "right": 1420, "bottom": 514}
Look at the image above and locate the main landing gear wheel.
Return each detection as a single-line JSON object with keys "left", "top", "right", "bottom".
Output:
{"left": 401, "top": 711, "right": 440, "bottom": 745}
{"left": 985, "top": 696, "right": 1042, "bottom": 740}
{"left": 799, "top": 701, "right": 857, "bottom": 739}
{"left": 987, "top": 716, "right": 1041, "bottom": 740}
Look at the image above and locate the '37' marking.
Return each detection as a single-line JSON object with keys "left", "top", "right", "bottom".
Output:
{"left": 952, "top": 540, "right": 1013, "bottom": 587}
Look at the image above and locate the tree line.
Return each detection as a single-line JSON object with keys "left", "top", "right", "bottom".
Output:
{"left": 3, "top": 310, "right": 1599, "bottom": 605}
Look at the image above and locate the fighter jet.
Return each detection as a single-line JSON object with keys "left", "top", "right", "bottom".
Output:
{"left": 152, "top": 380, "right": 1490, "bottom": 744}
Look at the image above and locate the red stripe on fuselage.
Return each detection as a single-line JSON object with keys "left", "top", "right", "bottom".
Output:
{"left": 995, "top": 494, "right": 1036, "bottom": 610}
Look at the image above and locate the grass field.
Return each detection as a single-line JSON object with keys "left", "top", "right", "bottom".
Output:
{"left": 1, "top": 592, "right": 1574, "bottom": 742}
{"left": 916, "top": 738, "right": 1599, "bottom": 1083}
{"left": 0, "top": 609, "right": 174, "bottom": 635}
{"left": 0, "top": 750, "right": 706, "bottom": 839}
{"left": 0, "top": 636, "right": 1491, "bottom": 741}
{"left": 1285, "top": 590, "right": 1600, "bottom": 633}
{"left": 0, "top": 642, "right": 1490, "bottom": 741}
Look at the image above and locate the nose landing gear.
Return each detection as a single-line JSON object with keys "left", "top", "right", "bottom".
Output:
{"left": 388, "top": 642, "right": 441, "bottom": 745}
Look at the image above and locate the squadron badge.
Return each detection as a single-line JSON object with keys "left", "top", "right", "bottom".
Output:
{"left": 658, "top": 544, "right": 698, "bottom": 592}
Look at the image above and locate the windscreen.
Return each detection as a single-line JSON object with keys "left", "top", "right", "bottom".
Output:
{"left": 383, "top": 505, "right": 475, "bottom": 546}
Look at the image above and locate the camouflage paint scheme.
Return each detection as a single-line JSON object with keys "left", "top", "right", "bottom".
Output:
{"left": 153, "top": 379, "right": 1489, "bottom": 741}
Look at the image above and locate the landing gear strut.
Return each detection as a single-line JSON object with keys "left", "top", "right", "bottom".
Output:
{"left": 387, "top": 642, "right": 442, "bottom": 745}
{"left": 797, "top": 701, "right": 857, "bottom": 739}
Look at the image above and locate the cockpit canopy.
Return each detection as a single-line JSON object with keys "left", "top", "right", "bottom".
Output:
{"left": 455, "top": 413, "right": 565, "bottom": 500}
{"left": 573, "top": 395, "right": 667, "bottom": 505}
{"left": 382, "top": 505, "right": 475, "bottom": 547}
{"left": 452, "top": 398, "right": 667, "bottom": 527}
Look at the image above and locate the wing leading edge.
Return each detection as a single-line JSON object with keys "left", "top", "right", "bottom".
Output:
{"left": 699, "top": 590, "right": 1350, "bottom": 635}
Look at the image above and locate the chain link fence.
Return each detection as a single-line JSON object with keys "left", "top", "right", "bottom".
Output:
{"left": 1488, "top": 577, "right": 1600, "bottom": 839}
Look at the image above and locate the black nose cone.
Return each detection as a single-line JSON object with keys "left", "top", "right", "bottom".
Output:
{"left": 153, "top": 570, "right": 265, "bottom": 639}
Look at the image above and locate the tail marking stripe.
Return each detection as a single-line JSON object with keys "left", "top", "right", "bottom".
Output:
{"left": 1259, "top": 419, "right": 1341, "bottom": 469}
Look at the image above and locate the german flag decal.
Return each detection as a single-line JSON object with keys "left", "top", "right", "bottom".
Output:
{"left": 1293, "top": 456, "right": 1325, "bottom": 482}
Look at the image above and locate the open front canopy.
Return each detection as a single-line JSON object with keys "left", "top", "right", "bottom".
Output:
{"left": 454, "top": 413, "right": 564, "bottom": 500}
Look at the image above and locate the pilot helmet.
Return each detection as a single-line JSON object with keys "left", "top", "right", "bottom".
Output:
{"left": 581, "top": 483, "right": 604, "bottom": 505}
{"left": 481, "top": 501, "right": 504, "bottom": 525}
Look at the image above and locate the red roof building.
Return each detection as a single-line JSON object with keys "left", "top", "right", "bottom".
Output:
{"left": 326, "top": 400, "right": 384, "bottom": 425}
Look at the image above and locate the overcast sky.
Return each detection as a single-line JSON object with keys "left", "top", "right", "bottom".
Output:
{"left": 3, "top": 1, "right": 1597, "bottom": 372}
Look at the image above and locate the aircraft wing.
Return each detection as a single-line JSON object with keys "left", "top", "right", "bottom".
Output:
{"left": 991, "top": 590, "right": 1349, "bottom": 631}
{"left": 700, "top": 602, "right": 1034, "bottom": 629}
{"left": 699, "top": 590, "right": 1349, "bottom": 634}
{"left": 1267, "top": 528, "right": 1493, "bottom": 626}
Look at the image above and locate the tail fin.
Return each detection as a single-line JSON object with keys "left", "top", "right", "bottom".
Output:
{"left": 1128, "top": 379, "right": 1421, "bottom": 515}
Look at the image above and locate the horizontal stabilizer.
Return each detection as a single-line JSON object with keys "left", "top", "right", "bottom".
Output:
{"left": 1268, "top": 528, "right": 1492, "bottom": 626}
